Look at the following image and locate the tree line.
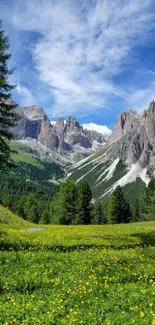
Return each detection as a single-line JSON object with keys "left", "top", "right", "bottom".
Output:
{"left": 1, "top": 171, "right": 155, "bottom": 225}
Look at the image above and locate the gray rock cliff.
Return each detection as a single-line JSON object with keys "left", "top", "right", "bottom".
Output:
{"left": 12, "top": 104, "right": 105, "bottom": 158}
{"left": 108, "top": 100, "right": 155, "bottom": 168}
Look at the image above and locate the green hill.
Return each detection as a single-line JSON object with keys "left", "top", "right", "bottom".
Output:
{"left": 0, "top": 205, "right": 32, "bottom": 226}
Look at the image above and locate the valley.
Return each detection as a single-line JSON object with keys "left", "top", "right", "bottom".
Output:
{"left": 1, "top": 4, "right": 155, "bottom": 325}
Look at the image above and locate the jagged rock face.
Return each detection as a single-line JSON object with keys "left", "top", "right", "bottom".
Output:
{"left": 141, "top": 101, "right": 155, "bottom": 139}
{"left": 12, "top": 105, "right": 105, "bottom": 157}
{"left": 13, "top": 105, "right": 59, "bottom": 150}
{"left": 109, "top": 101, "right": 155, "bottom": 168}
{"left": 63, "top": 116, "right": 92, "bottom": 148}
{"left": 109, "top": 110, "right": 140, "bottom": 143}
{"left": 53, "top": 117, "right": 65, "bottom": 152}
{"left": 84, "top": 129, "right": 105, "bottom": 144}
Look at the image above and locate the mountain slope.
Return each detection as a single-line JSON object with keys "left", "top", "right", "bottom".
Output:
{"left": 68, "top": 101, "right": 155, "bottom": 203}
{"left": 10, "top": 140, "right": 66, "bottom": 182}
{"left": 0, "top": 205, "right": 32, "bottom": 226}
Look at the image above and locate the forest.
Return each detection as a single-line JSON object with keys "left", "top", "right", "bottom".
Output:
{"left": 0, "top": 171, "right": 155, "bottom": 224}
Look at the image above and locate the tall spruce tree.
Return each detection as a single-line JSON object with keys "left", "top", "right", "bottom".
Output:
{"left": 107, "top": 186, "right": 132, "bottom": 224}
{"left": 132, "top": 199, "right": 140, "bottom": 221}
{"left": 52, "top": 180, "right": 79, "bottom": 225}
{"left": 77, "top": 181, "right": 92, "bottom": 224}
{"left": 92, "top": 202, "right": 106, "bottom": 224}
{"left": 0, "top": 20, "right": 18, "bottom": 168}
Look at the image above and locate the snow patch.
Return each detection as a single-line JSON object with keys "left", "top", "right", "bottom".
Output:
{"left": 93, "top": 158, "right": 119, "bottom": 188}
{"left": 98, "top": 162, "right": 150, "bottom": 200}
{"left": 104, "top": 158, "right": 119, "bottom": 181}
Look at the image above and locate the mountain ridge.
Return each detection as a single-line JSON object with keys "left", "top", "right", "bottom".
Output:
{"left": 11, "top": 101, "right": 107, "bottom": 162}
{"left": 68, "top": 100, "right": 155, "bottom": 203}
{"left": 6, "top": 98, "right": 155, "bottom": 203}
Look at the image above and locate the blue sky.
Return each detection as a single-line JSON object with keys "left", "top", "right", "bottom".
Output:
{"left": 1, "top": 0, "right": 155, "bottom": 131}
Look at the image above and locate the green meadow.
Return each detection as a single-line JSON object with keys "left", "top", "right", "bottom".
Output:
{"left": 0, "top": 206, "right": 155, "bottom": 325}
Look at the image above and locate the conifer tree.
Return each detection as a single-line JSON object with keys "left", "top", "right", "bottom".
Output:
{"left": 77, "top": 181, "right": 92, "bottom": 224}
{"left": 107, "top": 186, "right": 132, "bottom": 224}
{"left": 0, "top": 20, "right": 18, "bottom": 168}
{"left": 52, "top": 180, "right": 79, "bottom": 224}
{"left": 92, "top": 202, "right": 106, "bottom": 224}
{"left": 132, "top": 199, "right": 140, "bottom": 221}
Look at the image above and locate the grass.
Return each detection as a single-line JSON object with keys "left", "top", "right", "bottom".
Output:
{"left": 0, "top": 208, "right": 155, "bottom": 324}
{"left": 0, "top": 205, "right": 33, "bottom": 226}
{"left": 11, "top": 142, "right": 42, "bottom": 168}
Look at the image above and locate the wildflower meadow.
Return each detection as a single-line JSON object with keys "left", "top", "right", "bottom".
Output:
{"left": 0, "top": 221, "right": 155, "bottom": 324}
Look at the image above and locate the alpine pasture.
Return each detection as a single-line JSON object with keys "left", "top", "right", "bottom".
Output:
{"left": 0, "top": 207, "right": 155, "bottom": 325}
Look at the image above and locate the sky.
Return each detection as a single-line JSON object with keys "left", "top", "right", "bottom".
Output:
{"left": 1, "top": 0, "right": 155, "bottom": 131}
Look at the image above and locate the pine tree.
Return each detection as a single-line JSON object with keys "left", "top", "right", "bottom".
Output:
{"left": 0, "top": 20, "right": 18, "bottom": 168}
{"left": 132, "top": 199, "right": 140, "bottom": 221}
{"left": 77, "top": 181, "right": 92, "bottom": 224}
{"left": 92, "top": 202, "right": 105, "bottom": 224}
{"left": 138, "top": 179, "right": 155, "bottom": 221}
{"left": 52, "top": 180, "right": 79, "bottom": 225}
{"left": 107, "top": 186, "right": 132, "bottom": 224}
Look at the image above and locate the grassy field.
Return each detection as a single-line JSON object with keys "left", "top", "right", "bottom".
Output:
{"left": 0, "top": 206, "right": 155, "bottom": 325}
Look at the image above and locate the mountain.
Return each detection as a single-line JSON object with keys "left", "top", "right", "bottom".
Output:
{"left": 11, "top": 103, "right": 106, "bottom": 163}
{"left": 7, "top": 99, "right": 155, "bottom": 204}
{"left": 68, "top": 101, "right": 155, "bottom": 205}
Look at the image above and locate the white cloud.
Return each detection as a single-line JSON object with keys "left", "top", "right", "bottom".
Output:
{"left": 129, "top": 82, "right": 155, "bottom": 112}
{"left": 14, "top": 86, "right": 36, "bottom": 107}
{"left": 50, "top": 121, "right": 56, "bottom": 126}
{"left": 51, "top": 120, "right": 112, "bottom": 136}
{"left": 82, "top": 123, "right": 112, "bottom": 135}
{"left": 5, "top": 0, "right": 155, "bottom": 115}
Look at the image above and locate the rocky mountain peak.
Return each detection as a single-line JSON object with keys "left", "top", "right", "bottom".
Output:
{"left": 65, "top": 116, "right": 82, "bottom": 132}
{"left": 55, "top": 117, "right": 65, "bottom": 128}
{"left": 109, "top": 109, "right": 139, "bottom": 144}
{"left": 22, "top": 105, "right": 46, "bottom": 121}
{"left": 11, "top": 102, "right": 106, "bottom": 161}
{"left": 141, "top": 99, "right": 155, "bottom": 140}
{"left": 147, "top": 100, "right": 155, "bottom": 113}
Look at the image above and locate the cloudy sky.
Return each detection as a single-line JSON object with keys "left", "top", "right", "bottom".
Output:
{"left": 1, "top": 0, "right": 155, "bottom": 130}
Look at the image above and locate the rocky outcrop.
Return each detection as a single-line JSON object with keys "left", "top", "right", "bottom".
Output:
{"left": 64, "top": 117, "right": 91, "bottom": 149}
{"left": 12, "top": 104, "right": 105, "bottom": 158}
{"left": 109, "top": 109, "right": 140, "bottom": 144}
{"left": 13, "top": 105, "right": 59, "bottom": 150}
{"left": 108, "top": 100, "right": 155, "bottom": 168}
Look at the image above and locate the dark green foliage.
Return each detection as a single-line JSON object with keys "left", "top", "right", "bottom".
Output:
{"left": 52, "top": 180, "right": 79, "bottom": 225}
{"left": 136, "top": 179, "right": 155, "bottom": 221}
{"left": 148, "top": 178, "right": 155, "bottom": 193}
{"left": 92, "top": 202, "right": 107, "bottom": 224}
{"left": 107, "top": 186, "right": 132, "bottom": 224}
{"left": 76, "top": 181, "right": 92, "bottom": 224}
{"left": 11, "top": 160, "right": 65, "bottom": 181}
{"left": 52, "top": 180, "right": 93, "bottom": 225}
{"left": 0, "top": 172, "right": 58, "bottom": 223}
{"left": 132, "top": 199, "right": 140, "bottom": 221}
{"left": 0, "top": 21, "right": 18, "bottom": 168}
{"left": 123, "top": 177, "right": 146, "bottom": 208}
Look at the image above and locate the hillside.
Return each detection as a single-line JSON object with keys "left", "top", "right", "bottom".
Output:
{"left": 0, "top": 205, "right": 32, "bottom": 226}
{"left": 10, "top": 140, "right": 66, "bottom": 182}
{"left": 68, "top": 101, "right": 155, "bottom": 203}
{"left": 68, "top": 146, "right": 147, "bottom": 204}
